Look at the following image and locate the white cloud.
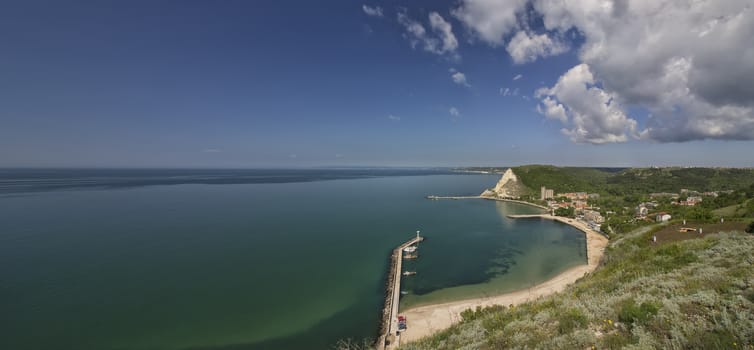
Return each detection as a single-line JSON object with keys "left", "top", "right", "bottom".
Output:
{"left": 398, "top": 10, "right": 459, "bottom": 58}
{"left": 513, "top": 74, "right": 523, "bottom": 80}
{"left": 500, "top": 87, "right": 519, "bottom": 97}
{"left": 506, "top": 30, "right": 568, "bottom": 64}
{"left": 387, "top": 114, "right": 401, "bottom": 121}
{"left": 452, "top": 0, "right": 527, "bottom": 46}
{"left": 451, "top": 71, "right": 471, "bottom": 87}
{"left": 362, "top": 5, "right": 383, "bottom": 17}
{"left": 429, "top": 12, "right": 459, "bottom": 53}
{"left": 531, "top": 0, "right": 754, "bottom": 142}
{"left": 449, "top": 107, "right": 461, "bottom": 117}
{"left": 202, "top": 148, "right": 221, "bottom": 153}
{"left": 537, "top": 97, "right": 567, "bottom": 123}
{"left": 536, "top": 63, "right": 639, "bottom": 144}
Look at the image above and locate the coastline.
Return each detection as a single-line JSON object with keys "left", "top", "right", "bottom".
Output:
{"left": 479, "top": 195, "right": 550, "bottom": 211}
{"left": 398, "top": 214, "right": 608, "bottom": 344}
{"left": 428, "top": 193, "right": 550, "bottom": 211}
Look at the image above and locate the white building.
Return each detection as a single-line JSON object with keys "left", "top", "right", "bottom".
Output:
{"left": 656, "top": 213, "right": 672, "bottom": 222}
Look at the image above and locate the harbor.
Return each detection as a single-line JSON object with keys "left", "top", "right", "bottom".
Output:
{"left": 376, "top": 231, "right": 424, "bottom": 350}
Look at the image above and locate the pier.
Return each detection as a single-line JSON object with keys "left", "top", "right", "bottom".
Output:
{"left": 376, "top": 232, "right": 424, "bottom": 350}
{"left": 426, "top": 195, "right": 480, "bottom": 200}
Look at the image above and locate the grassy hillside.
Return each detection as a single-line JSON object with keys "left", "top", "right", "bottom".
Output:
{"left": 607, "top": 167, "right": 754, "bottom": 194}
{"left": 401, "top": 230, "right": 754, "bottom": 349}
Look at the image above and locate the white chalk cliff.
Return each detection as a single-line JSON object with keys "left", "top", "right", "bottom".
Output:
{"left": 480, "top": 168, "right": 529, "bottom": 198}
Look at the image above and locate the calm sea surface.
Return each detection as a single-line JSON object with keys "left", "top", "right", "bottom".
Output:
{"left": 0, "top": 169, "right": 585, "bottom": 350}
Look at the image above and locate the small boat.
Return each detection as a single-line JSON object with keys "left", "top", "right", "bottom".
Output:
{"left": 403, "top": 271, "right": 416, "bottom": 276}
{"left": 403, "top": 246, "right": 417, "bottom": 253}
{"left": 400, "top": 291, "right": 408, "bottom": 295}
{"left": 404, "top": 253, "right": 418, "bottom": 259}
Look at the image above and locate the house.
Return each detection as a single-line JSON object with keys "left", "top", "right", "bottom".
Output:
{"left": 656, "top": 212, "right": 672, "bottom": 222}
{"left": 635, "top": 205, "right": 649, "bottom": 217}
{"left": 686, "top": 196, "right": 703, "bottom": 206}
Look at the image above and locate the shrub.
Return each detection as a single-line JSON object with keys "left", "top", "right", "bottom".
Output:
{"left": 618, "top": 299, "right": 660, "bottom": 326}
{"left": 746, "top": 221, "right": 754, "bottom": 233}
{"left": 557, "top": 308, "right": 587, "bottom": 334}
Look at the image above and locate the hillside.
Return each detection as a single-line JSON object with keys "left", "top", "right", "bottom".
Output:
{"left": 608, "top": 167, "right": 754, "bottom": 194}
{"left": 511, "top": 165, "right": 611, "bottom": 194}
{"left": 401, "top": 230, "right": 754, "bottom": 349}
{"left": 502, "top": 165, "right": 754, "bottom": 196}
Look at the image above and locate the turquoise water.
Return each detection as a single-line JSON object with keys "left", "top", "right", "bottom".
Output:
{"left": 0, "top": 170, "right": 585, "bottom": 349}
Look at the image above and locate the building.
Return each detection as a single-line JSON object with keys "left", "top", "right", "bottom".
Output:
{"left": 561, "top": 192, "right": 588, "bottom": 200}
{"left": 572, "top": 200, "right": 588, "bottom": 210}
{"left": 656, "top": 212, "right": 672, "bottom": 222}
{"left": 635, "top": 205, "right": 649, "bottom": 217}
{"left": 686, "top": 196, "right": 703, "bottom": 206}
{"left": 540, "top": 186, "right": 554, "bottom": 200}
{"left": 650, "top": 192, "right": 680, "bottom": 199}
{"left": 583, "top": 209, "right": 604, "bottom": 223}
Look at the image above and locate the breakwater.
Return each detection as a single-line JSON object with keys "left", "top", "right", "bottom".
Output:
{"left": 376, "top": 234, "right": 424, "bottom": 350}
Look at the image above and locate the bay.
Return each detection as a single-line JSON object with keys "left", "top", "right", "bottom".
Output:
{"left": 0, "top": 170, "right": 585, "bottom": 349}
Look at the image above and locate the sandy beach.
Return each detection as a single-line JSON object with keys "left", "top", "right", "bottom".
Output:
{"left": 398, "top": 214, "right": 608, "bottom": 343}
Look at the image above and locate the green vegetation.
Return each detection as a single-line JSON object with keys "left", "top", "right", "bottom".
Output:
{"left": 401, "top": 231, "right": 754, "bottom": 349}
{"left": 505, "top": 165, "right": 754, "bottom": 198}
{"left": 554, "top": 206, "right": 575, "bottom": 218}
{"left": 488, "top": 166, "right": 754, "bottom": 236}
{"left": 747, "top": 221, "right": 754, "bottom": 234}
{"left": 512, "top": 165, "right": 611, "bottom": 194}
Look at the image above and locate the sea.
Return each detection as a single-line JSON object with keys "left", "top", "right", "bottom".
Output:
{"left": 0, "top": 168, "right": 586, "bottom": 350}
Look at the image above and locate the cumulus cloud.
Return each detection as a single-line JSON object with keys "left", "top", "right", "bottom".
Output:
{"left": 443, "top": 0, "right": 754, "bottom": 143}
{"left": 452, "top": 0, "right": 527, "bottom": 46}
{"left": 513, "top": 74, "right": 523, "bottom": 80}
{"left": 398, "top": 10, "right": 459, "bottom": 58}
{"left": 362, "top": 5, "right": 383, "bottom": 17}
{"left": 536, "top": 64, "right": 639, "bottom": 144}
{"left": 506, "top": 30, "right": 568, "bottom": 64}
{"left": 536, "top": 97, "right": 567, "bottom": 123}
{"left": 429, "top": 12, "right": 459, "bottom": 53}
{"left": 531, "top": 0, "right": 754, "bottom": 142}
{"left": 451, "top": 71, "right": 471, "bottom": 87}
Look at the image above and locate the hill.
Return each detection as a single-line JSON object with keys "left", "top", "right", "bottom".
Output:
{"left": 499, "top": 165, "right": 754, "bottom": 197}
{"left": 401, "top": 230, "right": 754, "bottom": 349}
{"left": 510, "top": 165, "right": 611, "bottom": 194}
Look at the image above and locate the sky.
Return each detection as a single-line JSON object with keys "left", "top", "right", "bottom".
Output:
{"left": 1, "top": 0, "right": 753, "bottom": 168}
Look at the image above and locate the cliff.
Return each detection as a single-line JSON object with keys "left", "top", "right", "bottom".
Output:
{"left": 480, "top": 168, "right": 530, "bottom": 199}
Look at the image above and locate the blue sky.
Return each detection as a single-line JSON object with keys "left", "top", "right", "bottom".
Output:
{"left": 1, "top": 0, "right": 753, "bottom": 168}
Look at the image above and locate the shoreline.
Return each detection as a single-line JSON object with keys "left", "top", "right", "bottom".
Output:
{"left": 479, "top": 195, "right": 550, "bottom": 211}
{"left": 428, "top": 194, "right": 550, "bottom": 211}
{"left": 398, "top": 214, "right": 608, "bottom": 344}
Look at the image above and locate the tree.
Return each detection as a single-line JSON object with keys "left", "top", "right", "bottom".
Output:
{"left": 746, "top": 221, "right": 754, "bottom": 234}
{"left": 554, "top": 206, "right": 575, "bottom": 218}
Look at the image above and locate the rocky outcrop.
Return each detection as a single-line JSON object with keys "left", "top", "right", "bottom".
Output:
{"left": 480, "top": 168, "right": 530, "bottom": 199}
